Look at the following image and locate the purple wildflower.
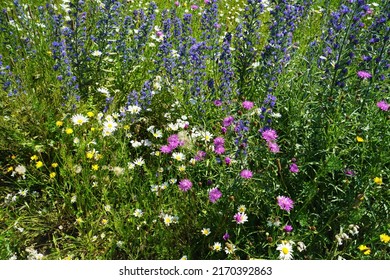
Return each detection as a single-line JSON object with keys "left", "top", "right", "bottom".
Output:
{"left": 233, "top": 212, "right": 248, "bottom": 224}
{"left": 289, "top": 163, "right": 299, "bottom": 173}
{"left": 221, "top": 127, "right": 227, "bottom": 134}
{"left": 224, "top": 157, "right": 231, "bottom": 165}
{"left": 283, "top": 225, "right": 293, "bottom": 232}
{"left": 209, "top": 187, "right": 222, "bottom": 203}
{"left": 240, "top": 169, "right": 253, "bottom": 179}
{"left": 357, "top": 70, "right": 372, "bottom": 79}
{"left": 195, "top": 150, "right": 206, "bottom": 161}
{"left": 223, "top": 232, "right": 230, "bottom": 240}
{"left": 214, "top": 146, "right": 225, "bottom": 155}
{"left": 191, "top": 5, "right": 198, "bottom": 10}
{"left": 160, "top": 145, "right": 172, "bottom": 154}
{"left": 179, "top": 179, "right": 193, "bottom": 192}
{"left": 267, "top": 141, "right": 280, "bottom": 153}
{"left": 223, "top": 116, "right": 234, "bottom": 127}
{"left": 242, "top": 100, "right": 254, "bottom": 110}
{"left": 277, "top": 196, "right": 294, "bottom": 212}
{"left": 214, "top": 137, "right": 225, "bottom": 146}
{"left": 262, "top": 129, "right": 278, "bottom": 142}
{"left": 214, "top": 100, "right": 222, "bottom": 106}
{"left": 377, "top": 100, "right": 389, "bottom": 111}
{"left": 344, "top": 169, "right": 355, "bottom": 177}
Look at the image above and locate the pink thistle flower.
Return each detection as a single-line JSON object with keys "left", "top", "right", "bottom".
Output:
{"left": 179, "top": 179, "right": 193, "bottom": 192}
{"left": 262, "top": 129, "right": 278, "bottom": 142}
{"left": 160, "top": 145, "right": 172, "bottom": 154}
{"left": 174, "top": 1, "right": 180, "bottom": 7}
{"left": 377, "top": 100, "right": 389, "bottom": 111}
{"left": 277, "top": 196, "right": 294, "bottom": 212}
{"left": 214, "top": 146, "right": 225, "bottom": 155}
{"left": 214, "top": 100, "right": 222, "bottom": 106}
{"left": 289, "top": 163, "right": 299, "bottom": 173}
{"left": 233, "top": 212, "right": 248, "bottom": 224}
{"left": 209, "top": 187, "right": 222, "bottom": 203}
{"left": 195, "top": 150, "right": 206, "bottom": 161}
{"left": 223, "top": 116, "right": 234, "bottom": 127}
{"left": 357, "top": 70, "right": 372, "bottom": 79}
{"left": 242, "top": 100, "right": 254, "bottom": 110}
{"left": 267, "top": 141, "right": 280, "bottom": 153}
{"left": 284, "top": 225, "right": 293, "bottom": 232}
{"left": 213, "top": 137, "right": 225, "bottom": 146}
{"left": 240, "top": 169, "right": 253, "bottom": 179}
{"left": 221, "top": 127, "right": 227, "bottom": 134}
{"left": 191, "top": 5, "right": 198, "bottom": 10}
{"left": 224, "top": 157, "right": 231, "bottom": 165}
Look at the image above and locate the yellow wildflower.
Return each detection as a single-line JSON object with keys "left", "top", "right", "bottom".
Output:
{"left": 380, "top": 234, "right": 390, "bottom": 243}
{"left": 123, "top": 125, "right": 130, "bottom": 130}
{"left": 374, "top": 177, "right": 383, "bottom": 185}
{"left": 7, "top": 166, "right": 13, "bottom": 172}
{"left": 65, "top": 128, "right": 73, "bottom": 134}
{"left": 356, "top": 136, "right": 364, "bottom": 142}
{"left": 31, "top": 155, "right": 38, "bottom": 161}
{"left": 92, "top": 164, "right": 99, "bottom": 171}
{"left": 56, "top": 120, "right": 63, "bottom": 127}
{"left": 86, "top": 151, "right": 94, "bottom": 159}
{"left": 358, "top": 245, "right": 369, "bottom": 251}
{"left": 87, "top": 111, "right": 95, "bottom": 117}
{"left": 364, "top": 249, "right": 371, "bottom": 255}
{"left": 36, "top": 161, "right": 43, "bottom": 168}
{"left": 91, "top": 127, "right": 96, "bottom": 132}
{"left": 11, "top": 155, "right": 16, "bottom": 160}
{"left": 51, "top": 163, "right": 58, "bottom": 168}
{"left": 49, "top": 172, "right": 56, "bottom": 178}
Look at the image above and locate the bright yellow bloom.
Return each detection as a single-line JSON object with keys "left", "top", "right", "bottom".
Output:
{"left": 90, "top": 127, "right": 96, "bottom": 132}
{"left": 49, "top": 172, "right": 56, "bottom": 178}
{"left": 356, "top": 136, "right": 364, "bottom": 142}
{"left": 358, "top": 245, "right": 369, "bottom": 251}
{"left": 380, "top": 234, "right": 390, "bottom": 243}
{"left": 65, "top": 128, "right": 73, "bottom": 134}
{"left": 374, "top": 177, "right": 383, "bottom": 185}
{"left": 36, "top": 161, "right": 43, "bottom": 168}
{"left": 101, "top": 219, "right": 108, "bottom": 225}
{"left": 155, "top": 151, "right": 161, "bottom": 156}
{"left": 92, "top": 164, "right": 99, "bottom": 171}
{"left": 7, "top": 166, "right": 13, "bottom": 172}
{"left": 56, "top": 120, "right": 63, "bottom": 127}
{"left": 123, "top": 125, "right": 130, "bottom": 130}
{"left": 364, "top": 249, "right": 371, "bottom": 255}
{"left": 87, "top": 111, "right": 95, "bottom": 117}
{"left": 51, "top": 163, "right": 58, "bottom": 168}
{"left": 11, "top": 155, "right": 16, "bottom": 160}
{"left": 86, "top": 151, "right": 94, "bottom": 159}
{"left": 31, "top": 155, "right": 38, "bottom": 161}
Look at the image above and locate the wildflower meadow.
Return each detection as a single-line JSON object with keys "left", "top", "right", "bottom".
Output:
{"left": 0, "top": 0, "right": 389, "bottom": 260}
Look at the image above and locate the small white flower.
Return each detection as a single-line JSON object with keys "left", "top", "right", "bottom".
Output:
{"left": 104, "top": 205, "right": 111, "bottom": 212}
{"left": 163, "top": 214, "right": 174, "bottom": 226}
{"left": 172, "top": 152, "right": 185, "bottom": 161}
{"left": 224, "top": 243, "right": 236, "bottom": 255}
{"left": 297, "top": 241, "right": 306, "bottom": 252}
{"left": 133, "top": 209, "right": 144, "bottom": 218}
{"left": 18, "top": 189, "right": 28, "bottom": 197}
{"left": 276, "top": 241, "right": 294, "bottom": 260}
{"left": 133, "top": 157, "right": 145, "bottom": 166}
{"left": 71, "top": 114, "right": 89, "bottom": 125}
{"left": 213, "top": 242, "right": 222, "bottom": 252}
{"left": 201, "top": 228, "right": 211, "bottom": 236}
{"left": 91, "top": 50, "right": 102, "bottom": 57}
{"left": 127, "top": 105, "right": 142, "bottom": 114}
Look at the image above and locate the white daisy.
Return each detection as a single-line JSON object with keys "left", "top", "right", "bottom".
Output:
{"left": 172, "top": 152, "right": 185, "bottom": 161}
{"left": 276, "top": 241, "right": 294, "bottom": 260}
{"left": 213, "top": 242, "right": 222, "bottom": 252}
{"left": 71, "top": 114, "right": 89, "bottom": 125}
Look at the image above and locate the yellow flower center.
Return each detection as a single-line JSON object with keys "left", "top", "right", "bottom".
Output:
{"left": 282, "top": 247, "right": 289, "bottom": 255}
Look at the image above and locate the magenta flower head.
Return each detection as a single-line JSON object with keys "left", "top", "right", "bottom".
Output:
{"left": 179, "top": 179, "right": 193, "bottom": 192}
{"left": 195, "top": 150, "right": 206, "bottom": 161}
{"left": 214, "top": 137, "right": 225, "bottom": 146}
{"left": 223, "top": 116, "right": 234, "bottom": 127}
{"left": 214, "top": 99, "right": 222, "bottom": 106}
{"left": 174, "top": 1, "right": 180, "bottom": 7}
{"left": 267, "top": 141, "right": 280, "bottom": 153}
{"left": 221, "top": 126, "right": 227, "bottom": 134}
{"left": 242, "top": 100, "right": 254, "bottom": 110}
{"left": 283, "top": 225, "right": 293, "bottom": 232}
{"left": 377, "top": 100, "right": 389, "bottom": 111}
{"left": 223, "top": 232, "right": 230, "bottom": 240}
{"left": 224, "top": 157, "right": 231, "bottom": 165}
{"left": 240, "top": 169, "right": 253, "bottom": 179}
{"left": 204, "top": 0, "right": 211, "bottom": 4}
{"left": 209, "top": 187, "right": 222, "bottom": 203}
{"left": 262, "top": 129, "right": 278, "bottom": 142}
{"left": 233, "top": 212, "right": 248, "bottom": 224}
{"left": 357, "top": 70, "right": 372, "bottom": 79}
{"left": 277, "top": 196, "right": 294, "bottom": 212}
{"left": 160, "top": 145, "right": 172, "bottom": 154}
{"left": 191, "top": 4, "right": 198, "bottom": 10}
{"left": 214, "top": 146, "right": 225, "bottom": 155}
{"left": 289, "top": 163, "right": 299, "bottom": 173}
